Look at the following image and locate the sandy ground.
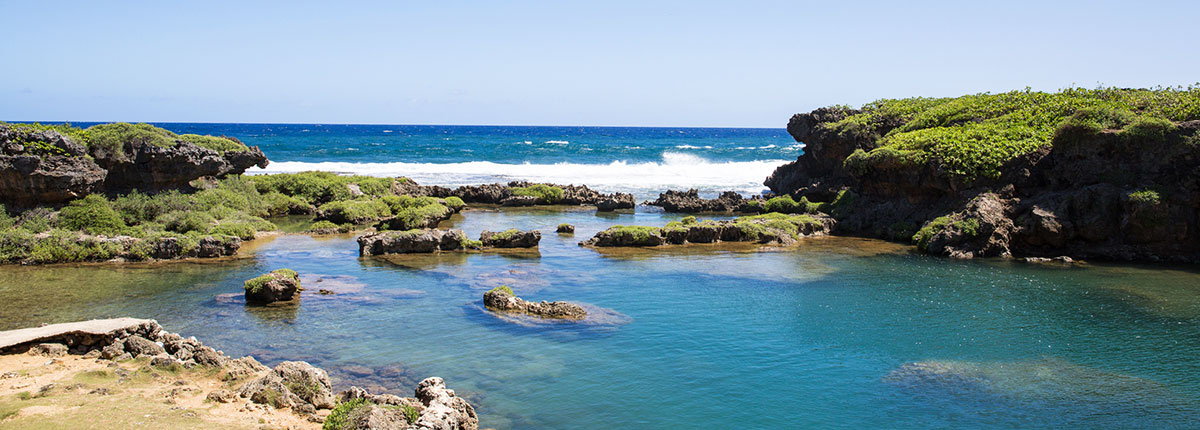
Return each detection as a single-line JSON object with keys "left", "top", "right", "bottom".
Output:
{"left": 0, "top": 353, "right": 323, "bottom": 429}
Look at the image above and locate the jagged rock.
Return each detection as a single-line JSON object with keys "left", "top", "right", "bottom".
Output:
{"left": 0, "top": 123, "right": 268, "bottom": 205}
{"left": 220, "top": 356, "right": 269, "bottom": 381}
{"left": 192, "top": 346, "right": 226, "bottom": 367}
{"left": 244, "top": 269, "right": 301, "bottom": 304}
{"left": 206, "top": 389, "right": 237, "bottom": 403}
{"left": 651, "top": 189, "right": 746, "bottom": 213}
{"left": 122, "top": 335, "right": 166, "bottom": 358}
{"left": 556, "top": 224, "right": 575, "bottom": 234}
{"left": 483, "top": 288, "right": 586, "bottom": 320}
{"left": 595, "top": 193, "right": 635, "bottom": 211}
{"left": 273, "top": 361, "right": 337, "bottom": 409}
{"left": 357, "top": 229, "right": 467, "bottom": 256}
{"left": 479, "top": 229, "right": 540, "bottom": 248}
{"left": 766, "top": 106, "right": 1200, "bottom": 262}
{"left": 499, "top": 195, "right": 537, "bottom": 206}
{"left": 27, "top": 343, "right": 67, "bottom": 357}
{"left": 581, "top": 215, "right": 832, "bottom": 247}
{"left": 413, "top": 377, "right": 478, "bottom": 430}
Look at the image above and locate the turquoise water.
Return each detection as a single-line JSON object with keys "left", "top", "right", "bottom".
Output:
{"left": 3, "top": 208, "right": 1199, "bottom": 429}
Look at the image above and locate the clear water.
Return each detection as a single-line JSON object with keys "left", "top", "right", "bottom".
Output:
{"left": 3, "top": 208, "right": 1199, "bottom": 429}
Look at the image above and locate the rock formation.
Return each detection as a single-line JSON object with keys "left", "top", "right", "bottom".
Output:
{"left": 0, "top": 123, "right": 267, "bottom": 206}
{"left": 581, "top": 213, "right": 833, "bottom": 247}
{"left": 483, "top": 286, "right": 587, "bottom": 320}
{"left": 556, "top": 223, "right": 575, "bottom": 234}
{"left": 766, "top": 107, "right": 1200, "bottom": 262}
{"left": 649, "top": 189, "right": 756, "bottom": 213}
{"left": 479, "top": 229, "right": 541, "bottom": 248}
{"left": 244, "top": 269, "right": 302, "bottom": 304}
{"left": 358, "top": 229, "right": 468, "bottom": 255}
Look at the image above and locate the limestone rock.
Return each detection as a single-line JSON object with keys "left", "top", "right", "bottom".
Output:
{"left": 479, "top": 229, "right": 540, "bottom": 248}
{"left": 483, "top": 288, "right": 586, "bottom": 320}
{"left": 244, "top": 269, "right": 301, "bottom": 304}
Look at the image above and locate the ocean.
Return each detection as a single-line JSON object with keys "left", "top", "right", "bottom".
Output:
{"left": 78, "top": 123, "right": 799, "bottom": 199}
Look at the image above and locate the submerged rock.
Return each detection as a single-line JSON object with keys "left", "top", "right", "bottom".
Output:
{"left": 244, "top": 269, "right": 301, "bottom": 304}
{"left": 556, "top": 223, "right": 575, "bottom": 234}
{"left": 483, "top": 286, "right": 586, "bottom": 320}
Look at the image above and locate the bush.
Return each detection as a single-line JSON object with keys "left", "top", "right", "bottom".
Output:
{"left": 111, "top": 190, "right": 191, "bottom": 225}
{"left": 260, "top": 192, "right": 312, "bottom": 216}
{"left": 85, "top": 122, "right": 179, "bottom": 153}
{"left": 1128, "top": 189, "right": 1162, "bottom": 205}
{"left": 162, "top": 211, "right": 215, "bottom": 234}
{"left": 443, "top": 196, "right": 465, "bottom": 210}
{"left": 57, "top": 195, "right": 127, "bottom": 236}
{"left": 1120, "top": 116, "right": 1176, "bottom": 142}
{"left": 488, "top": 285, "right": 515, "bottom": 296}
{"left": 317, "top": 199, "right": 392, "bottom": 224}
{"left": 323, "top": 398, "right": 372, "bottom": 430}
{"left": 510, "top": 184, "right": 564, "bottom": 203}
{"left": 763, "top": 195, "right": 798, "bottom": 213}
{"left": 179, "top": 134, "right": 247, "bottom": 153}
{"left": 912, "top": 216, "right": 954, "bottom": 251}
{"left": 249, "top": 171, "right": 360, "bottom": 204}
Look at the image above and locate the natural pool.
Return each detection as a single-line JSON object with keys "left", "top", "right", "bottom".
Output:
{"left": 1, "top": 207, "right": 1198, "bottom": 429}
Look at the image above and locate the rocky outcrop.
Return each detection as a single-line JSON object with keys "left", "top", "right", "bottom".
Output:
{"left": 336, "top": 377, "right": 479, "bottom": 430}
{"left": 244, "top": 269, "right": 301, "bottom": 304}
{"left": 479, "top": 229, "right": 540, "bottom": 248}
{"left": 358, "top": 229, "right": 468, "bottom": 256}
{"left": 580, "top": 214, "right": 833, "bottom": 247}
{"left": 556, "top": 224, "right": 575, "bottom": 234}
{"left": 239, "top": 360, "right": 337, "bottom": 411}
{"left": 483, "top": 287, "right": 586, "bottom": 320}
{"left": 649, "top": 189, "right": 755, "bottom": 213}
{"left": 0, "top": 232, "right": 240, "bottom": 265}
{"left": 0, "top": 124, "right": 267, "bottom": 206}
{"left": 767, "top": 109, "right": 1200, "bottom": 262}
{"left": 397, "top": 179, "right": 634, "bottom": 209}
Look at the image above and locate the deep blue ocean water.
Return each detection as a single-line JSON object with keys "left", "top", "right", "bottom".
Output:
{"left": 8, "top": 123, "right": 1198, "bottom": 428}
{"left": 75, "top": 122, "right": 799, "bottom": 198}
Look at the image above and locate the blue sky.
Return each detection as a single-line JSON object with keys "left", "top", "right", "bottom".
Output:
{"left": 2, "top": 0, "right": 1197, "bottom": 127}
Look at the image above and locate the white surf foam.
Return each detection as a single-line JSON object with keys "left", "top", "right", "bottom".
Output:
{"left": 249, "top": 152, "right": 790, "bottom": 198}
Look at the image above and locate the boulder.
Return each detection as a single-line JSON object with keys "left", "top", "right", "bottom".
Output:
{"left": 479, "top": 229, "right": 540, "bottom": 248}
{"left": 556, "top": 224, "right": 575, "bottom": 234}
{"left": 273, "top": 361, "right": 337, "bottom": 409}
{"left": 244, "top": 269, "right": 301, "bottom": 304}
{"left": 413, "top": 377, "right": 478, "bottom": 430}
{"left": 122, "top": 335, "right": 166, "bottom": 357}
{"left": 650, "top": 189, "right": 745, "bottom": 213}
{"left": 357, "top": 229, "right": 467, "bottom": 256}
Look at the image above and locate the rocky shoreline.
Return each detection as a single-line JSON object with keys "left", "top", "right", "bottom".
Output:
{"left": 0, "top": 318, "right": 478, "bottom": 430}
{"left": 580, "top": 213, "right": 833, "bottom": 247}
{"left": 764, "top": 90, "right": 1200, "bottom": 263}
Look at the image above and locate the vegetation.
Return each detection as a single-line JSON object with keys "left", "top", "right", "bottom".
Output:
{"left": 244, "top": 268, "right": 299, "bottom": 295}
{"left": 509, "top": 184, "right": 564, "bottom": 203}
{"left": 460, "top": 238, "right": 483, "bottom": 249}
{"left": 307, "top": 220, "right": 352, "bottom": 234}
{"left": 604, "top": 225, "right": 664, "bottom": 243}
{"left": 323, "top": 398, "right": 372, "bottom": 430}
{"left": 488, "top": 285, "right": 515, "bottom": 296}
{"left": 3, "top": 121, "right": 250, "bottom": 156}
{"left": 317, "top": 199, "right": 391, "bottom": 224}
{"left": 911, "top": 215, "right": 981, "bottom": 251}
{"left": 487, "top": 228, "right": 521, "bottom": 241}
{"left": 1128, "top": 189, "right": 1162, "bottom": 205}
{"left": 824, "top": 86, "right": 1200, "bottom": 181}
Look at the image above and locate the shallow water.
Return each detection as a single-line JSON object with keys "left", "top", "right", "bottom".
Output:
{"left": 3, "top": 208, "right": 1199, "bottom": 429}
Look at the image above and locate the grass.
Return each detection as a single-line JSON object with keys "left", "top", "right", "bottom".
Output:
{"left": 487, "top": 228, "right": 521, "bottom": 241}
{"left": 509, "top": 184, "right": 564, "bottom": 203}
{"left": 317, "top": 199, "right": 392, "bottom": 224}
{"left": 604, "top": 225, "right": 664, "bottom": 243}
{"left": 823, "top": 86, "right": 1200, "bottom": 182}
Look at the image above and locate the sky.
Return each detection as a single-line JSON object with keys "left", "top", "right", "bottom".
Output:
{"left": 2, "top": 0, "right": 1198, "bottom": 127}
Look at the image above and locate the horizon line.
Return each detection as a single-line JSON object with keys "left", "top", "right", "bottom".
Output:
{"left": 2, "top": 119, "right": 788, "bottom": 130}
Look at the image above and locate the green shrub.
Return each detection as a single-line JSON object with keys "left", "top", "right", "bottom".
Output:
{"left": 443, "top": 196, "right": 465, "bottom": 210}
{"left": 488, "top": 285, "right": 515, "bottom": 296}
{"left": 307, "top": 220, "right": 341, "bottom": 233}
{"left": 85, "top": 122, "right": 179, "bottom": 153}
{"left": 4, "top": 122, "right": 90, "bottom": 147}
{"left": 391, "top": 203, "right": 451, "bottom": 230}
{"left": 605, "top": 225, "right": 663, "bottom": 243}
{"left": 345, "top": 176, "right": 396, "bottom": 197}
{"left": 1128, "top": 189, "right": 1162, "bottom": 205}
{"left": 245, "top": 269, "right": 298, "bottom": 294}
{"left": 249, "top": 171, "right": 359, "bottom": 204}
{"left": 111, "top": 190, "right": 191, "bottom": 224}
{"left": 26, "top": 229, "right": 124, "bottom": 264}
{"left": 826, "top": 86, "right": 1200, "bottom": 182}
{"left": 57, "top": 195, "right": 127, "bottom": 236}
{"left": 460, "top": 238, "right": 483, "bottom": 249}
{"left": 763, "top": 195, "right": 798, "bottom": 213}
{"left": 260, "top": 191, "right": 311, "bottom": 216}
{"left": 317, "top": 199, "right": 392, "bottom": 224}
{"left": 912, "top": 216, "right": 954, "bottom": 251}
{"left": 487, "top": 229, "right": 520, "bottom": 241}
{"left": 179, "top": 134, "right": 248, "bottom": 153}
{"left": 162, "top": 211, "right": 215, "bottom": 234}
{"left": 323, "top": 398, "right": 372, "bottom": 430}
{"left": 954, "top": 218, "right": 981, "bottom": 237}
{"left": 509, "top": 184, "right": 564, "bottom": 203}
{"left": 1119, "top": 116, "right": 1176, "bottom": 142}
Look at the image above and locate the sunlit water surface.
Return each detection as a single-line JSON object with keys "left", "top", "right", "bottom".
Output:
{"left": 1, "top": 208, "right": 1198, "bottom": 429}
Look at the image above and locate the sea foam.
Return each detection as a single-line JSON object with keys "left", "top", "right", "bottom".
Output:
{"left": 249, "top": 152, "right": 790, "bottom": 198}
